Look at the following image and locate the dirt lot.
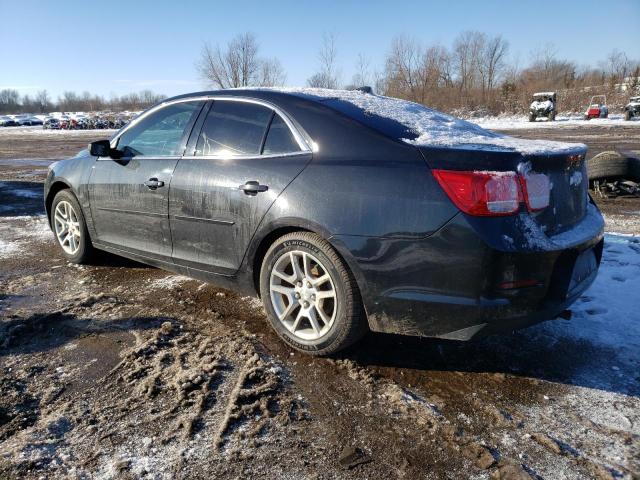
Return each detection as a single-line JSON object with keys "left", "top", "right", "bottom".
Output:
{"left": 0, "top": 126, "right": 639, "bottom": 479}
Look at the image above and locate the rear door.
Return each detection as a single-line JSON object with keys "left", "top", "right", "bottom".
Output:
{"left": 88, "top": 100, "right": 204, "bottom": 259}
{"left": 169, "top": 98, "right": 312, "bottom": 274}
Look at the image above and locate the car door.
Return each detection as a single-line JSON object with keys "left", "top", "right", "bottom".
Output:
{"left": 169, "top": 98, "right": 312, "bottom": 275}
{"left": 88, "top": 100, "right": 204, "bottom": 259}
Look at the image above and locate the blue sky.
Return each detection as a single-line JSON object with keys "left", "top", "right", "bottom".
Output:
{"left": 1, "top": 0, "right": 638, "bottom": 100}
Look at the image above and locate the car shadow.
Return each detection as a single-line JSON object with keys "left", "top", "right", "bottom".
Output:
{"left": 0, "top": 181, "right": 45, "bottom": 217}
{"left": 0, "top": 311, "right": 171, "bottom": 357}
{"left": 344, "top": 325, "right": 639, "bottom": 397}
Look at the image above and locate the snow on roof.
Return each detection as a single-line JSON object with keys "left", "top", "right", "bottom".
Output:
{"left": 533, "top": 92, "right": 556, "bottom": 96}
{"left": 253, "top": 88, "right": 583, "bottom": 155}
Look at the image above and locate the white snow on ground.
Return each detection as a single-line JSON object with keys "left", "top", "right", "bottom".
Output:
{"left": 470, "top": 114, "right": 640, "bottom": 130}
{"left": 253, "top": 88, "right": 586, "bottom": 154}
{"left": 147, "top": 274, "right": 192, "bottom": 290}
{"left": 538, "top": 233, "right": 640, "bottom": 387}
{"left": 0, "top": 126, "right": 117, "bottom": 136}
{"left": 0, "top": 215, "right": 52, "bottom": 259}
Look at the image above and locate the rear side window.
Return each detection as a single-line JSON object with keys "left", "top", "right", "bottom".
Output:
{"left": 196, "top": 101, "right": 272, "bottom": 156}
{"left": 263, "top": 115, "right": 300, "bottom": 155}
{"left": 116, "top": 101, "right": 203, "bottom": 157}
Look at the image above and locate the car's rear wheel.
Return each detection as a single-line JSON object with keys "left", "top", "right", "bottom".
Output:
{"left": 259, "top": 232, "right": 368, "bottom": 355}
{"left": 51, "top": 189, "right": 94, "bottom": 263}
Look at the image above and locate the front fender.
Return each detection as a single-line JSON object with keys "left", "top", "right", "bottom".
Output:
{"left": 44, "top": 153, "right": 96, "bottom": 232}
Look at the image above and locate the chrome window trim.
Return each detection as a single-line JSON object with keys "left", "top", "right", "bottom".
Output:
{"left": 111, "top": 95, "right": 313, "bottom": 154}
{"left": 192, "top": 151, "right": 311, "bottom": 161}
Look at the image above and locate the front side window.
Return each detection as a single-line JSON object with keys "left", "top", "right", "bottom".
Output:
{"left": 263, "top": 114, "right": 301, "bottom": 155}
{"left": 116, "top": 101, "right": 203, "bottom": 157}
{"left": 196, "top": 101, "right": 272, "bottom": 156}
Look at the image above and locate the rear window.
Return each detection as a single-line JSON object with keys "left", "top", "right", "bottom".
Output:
{"left": 263, "top": 114, "right": 300, "bottom": 155}
{"left": 196, "top": 101, "right": 273, "bottom": 156}
{"left": 319, "top": 97, "right": 419, "bottom": 142}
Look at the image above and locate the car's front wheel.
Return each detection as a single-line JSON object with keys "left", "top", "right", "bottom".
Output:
{"left": 259, "top": 232, "right": 368, "bottom": 355}
{"left": 51, "top": 189, "right": 94, "bottom": 263}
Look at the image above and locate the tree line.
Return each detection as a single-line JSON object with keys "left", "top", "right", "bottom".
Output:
{"left": 198, "top": 31, "right": 639, "bottom": 114}
{"left": 3, "top": 31, "right": 637, "bottom": 116}
{"left": 0, "top": 89, "right": 167, "bottom": 115}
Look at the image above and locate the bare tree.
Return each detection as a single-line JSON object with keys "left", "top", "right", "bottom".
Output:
{"left": 197, "top": 33, "right": 286, "bottom": 89}
{"left": 385, "top": 36, "right": 422, "bottom": 98}
{"left": 453, "top": 31, "right": 486, "bottom": 93}
{"left": 479, "top": 35, "right": 509, "bottom": 96}
{"left": 384, "top": 36, "right": 452, "bottom": 106}
{"left": 351, "top": 53, "right": 371, "bottom": 87}
{"left": 35, "top": 90, "right": 51, "bottom": 113}
{"left": 605, "top": 49, "right": 630, "bottom": 86}
{"left": 259, "top": 57, "right": 287, "bottom": 87}
{"left": 0, "top": 89, "right": 20, "bottom": 114}
{"left": 307, "top": 32, "right": 340, "bottom": 89}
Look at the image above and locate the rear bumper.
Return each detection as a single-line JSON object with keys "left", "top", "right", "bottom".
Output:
{"left": 331, "top": 203, "right": 605, "bottom": 340}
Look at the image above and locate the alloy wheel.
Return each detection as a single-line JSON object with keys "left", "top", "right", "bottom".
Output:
{"left": 269, "top": 250, "right": 337, "bottom": 341}
{"left": 54, "top": 200, "right": 81, "bottom": 255}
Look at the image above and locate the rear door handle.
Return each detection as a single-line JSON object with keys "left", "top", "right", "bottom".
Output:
{"left": 144, "top": 178, "right": 165, "bottom": 189}
{"left": 240, "top": 181, "right": 269, "bottom": 196}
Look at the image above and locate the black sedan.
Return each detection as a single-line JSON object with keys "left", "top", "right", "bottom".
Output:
{"left": 44, "top": 89, "right": 604, "bottom": 354}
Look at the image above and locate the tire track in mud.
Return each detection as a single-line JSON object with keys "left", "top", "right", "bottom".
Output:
{"left": 333, "top": 357, "right": 638, "bottom": 479}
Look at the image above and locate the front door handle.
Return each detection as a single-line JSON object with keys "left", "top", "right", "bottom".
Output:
{"left": 240, "top": 181, "right": 269, "bottom": 196}
{"left": 144, "top": 178, "right": 165, "bottom": 190}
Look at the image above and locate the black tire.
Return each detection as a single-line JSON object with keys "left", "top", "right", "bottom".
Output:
{"left": 259, "top": 232, "right": 368, "bottom": 355}
{"left": 549, "top": 111, "right": 556, "bottom": 121}
{"left": 528, "top": 113, "right": 535, "bottom": 122}
{"left": 587, "top": 151, "right": 629, "bottom": 181}
{"left": 625, "top": 110, "right": 632, "bottom": 121}
{"left": 628, "top": 156, "right": 640, "bottom": 182}
{"left": 50, "top": 189, "right": 94, "bottom": 263}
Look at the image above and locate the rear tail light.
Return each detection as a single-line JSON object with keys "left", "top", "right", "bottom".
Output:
{"left": 432, "top": 169, "right": 550, "bottom": 217}
{"left": 519, "top": 172, "right": 550, "bottom": 211}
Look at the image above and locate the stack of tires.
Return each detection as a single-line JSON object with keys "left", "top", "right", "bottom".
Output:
{"left": 587, "top": 151, "right": 640, "bottom": 183}
{"left": 587, "top": 151, "right": 640, "bottom": 196}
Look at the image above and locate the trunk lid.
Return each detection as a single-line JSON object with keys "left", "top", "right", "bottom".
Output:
{"left": 420, "top": 146, "right": 588, "bottom": 235}
{"left": 520, "top": 152, "right": 588, "bottom": 235}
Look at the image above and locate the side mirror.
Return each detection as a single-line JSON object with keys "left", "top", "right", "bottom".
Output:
{"left": 89, "top": 140, "right": 112, "bottom": 157}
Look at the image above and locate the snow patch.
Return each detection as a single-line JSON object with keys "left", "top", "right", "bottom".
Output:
{"left": 471, "top": 113, "right": 640, "bottom": 130}
{"left": 148, "top": 275, "right": 191, "bottom": 290}
{"left": 0, "top": 215, "right": 52, "bottom": 259}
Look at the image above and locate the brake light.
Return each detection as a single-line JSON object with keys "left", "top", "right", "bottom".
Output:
{"left": 519, "top": 172, "right": 551, "bottom": 211}
{"left": 433, "top": 169, "right": 551, "bottom": 217}
{"left": 432, "top": 170, "right": 522, "bottom": 216}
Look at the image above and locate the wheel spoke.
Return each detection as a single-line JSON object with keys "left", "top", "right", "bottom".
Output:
{"left": 315, "top": 305, "right": 331, "bottom": 326}
{"left": 271, "top": 284, "right": 295, "bottom": 296}
{"left": 303, "top": 252, "right": 313, "bottom": 278}
{"left": 290, "top": 252, "right": 304, "bottom": 281}
{"left": 279, "top": 301, "right": 297, "bottom": 322}
{"left": 307, "top": 308, "right": 321, "bottom": 334}
{"left": 315, "top": 289, "right": 335, "bottom": 300}
{"left": 311, "top": 274, "right": 330, "bottom": 287}
{"left": 272, "top": 268, "right": 295, "bottom": 284}
{"left": 291, "top": 309, "right": 304, "bottom": 332}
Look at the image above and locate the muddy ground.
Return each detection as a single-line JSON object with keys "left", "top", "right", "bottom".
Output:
{"left": 0, "top": 126, "right": 639, "bottom": 479}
